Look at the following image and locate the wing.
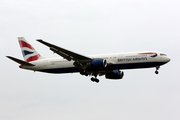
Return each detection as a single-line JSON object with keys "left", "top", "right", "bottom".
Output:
{"left": 37, "top": 39, "right": 93, "bottom": 69}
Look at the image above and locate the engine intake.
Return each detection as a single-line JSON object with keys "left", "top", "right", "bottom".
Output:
{"left": 105, "top": 70, "right": 124, "bottom": 79}
{"left": 87, "top": 59, "right": 107, "bottom": 68}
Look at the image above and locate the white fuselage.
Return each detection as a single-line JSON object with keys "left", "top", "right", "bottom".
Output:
{"left": 21, "top": 51, "right": 170, "bottom": 74}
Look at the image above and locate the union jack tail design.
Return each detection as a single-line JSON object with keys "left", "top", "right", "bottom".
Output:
{"left": 18, "top": 37, "right": 44, "bottom": 62}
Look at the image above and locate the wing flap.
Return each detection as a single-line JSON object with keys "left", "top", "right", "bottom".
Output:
{"left": 6, "top": 56, "right": 35, "bottom": 66}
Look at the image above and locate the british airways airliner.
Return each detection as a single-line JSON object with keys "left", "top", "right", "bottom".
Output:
{"left": 7, "top": 37, "right": 170, "bottom": 83}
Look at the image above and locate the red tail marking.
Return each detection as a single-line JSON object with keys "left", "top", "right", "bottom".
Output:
{"left": 19, "top": 40, "right": 35, "bottom": 50}
{"left": 26, "top": 54, "right": 41, "bottom": 62}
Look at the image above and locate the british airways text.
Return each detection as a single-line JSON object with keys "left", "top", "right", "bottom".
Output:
{"left": 118, "top": 57, "right": 147, "bottom": 62}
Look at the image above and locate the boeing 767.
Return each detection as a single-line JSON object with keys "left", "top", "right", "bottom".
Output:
{"left": 7, "top": 37, "right": 170, "bottom": 83}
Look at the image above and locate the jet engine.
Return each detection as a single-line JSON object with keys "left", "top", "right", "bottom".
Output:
{"left": 87, "top": 59, "right": 107, "bottom": 68}
{"left": 105, "top": 70, "right": 124, "bottom": 79}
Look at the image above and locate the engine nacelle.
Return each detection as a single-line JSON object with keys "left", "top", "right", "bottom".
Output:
{"left": 88, "top": 59, "right": 107, "bottom": 68}
{"left": 105, "top": 70, "right": 124, "bottom": 79}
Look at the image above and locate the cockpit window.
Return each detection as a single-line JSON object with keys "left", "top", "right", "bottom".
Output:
{"left": 160, "top": 53, "right": 167, "bottom": 56}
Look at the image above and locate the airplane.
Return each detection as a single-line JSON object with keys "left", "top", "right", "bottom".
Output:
{"left": 6, "top": 37, "right": 170, "bottom": 83}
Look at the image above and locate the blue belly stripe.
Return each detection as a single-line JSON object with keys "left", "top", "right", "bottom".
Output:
{"left": 37, "top": 62, "right": 166, "bottom": 74}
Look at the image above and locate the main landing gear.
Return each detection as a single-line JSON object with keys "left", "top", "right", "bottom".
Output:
{"left": 90, "top": 73, "right": 99, "bottom": 83}
{"left": 91, "top": 77, "right": 99, "bottom": 83}
{"left": 155, "top": 66, "right": 160, "bottom": 74}
{"left": 80, "top": 70, "right": 88, "bottom": 76}
{"left": 80, "top": 70, "right": 100, "bottom": 83}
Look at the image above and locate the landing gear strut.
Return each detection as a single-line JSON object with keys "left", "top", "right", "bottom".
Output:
{"left": 155, "top": 66, "right": 160, "bottom": 74}
{"left": 80, "top": 70, "right": 88, "bottom": 76}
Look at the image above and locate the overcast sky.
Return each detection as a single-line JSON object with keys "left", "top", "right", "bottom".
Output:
{"left": 0, "top": 0, "right": 180, "bottom": 120}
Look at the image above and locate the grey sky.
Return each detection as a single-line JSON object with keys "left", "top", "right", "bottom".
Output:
{"left": 1, "top": 0, "right": 180, "bottom": 120}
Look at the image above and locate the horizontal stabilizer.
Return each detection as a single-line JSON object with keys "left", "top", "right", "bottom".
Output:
{"left": 6, "top": 56, "right": 35, "bottom": 66}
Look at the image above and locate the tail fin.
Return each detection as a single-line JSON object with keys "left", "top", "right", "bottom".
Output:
{"left": 18, "top": 37, "right": 44, "bottom": 62}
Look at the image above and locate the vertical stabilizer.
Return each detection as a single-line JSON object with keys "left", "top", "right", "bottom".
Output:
{"left": 18, "top": 37, "right": 44, "bottom": 62}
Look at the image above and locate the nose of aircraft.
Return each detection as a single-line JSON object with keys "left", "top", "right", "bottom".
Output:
{"left": 166, "top": 56, "right": 171, "bottom": 63}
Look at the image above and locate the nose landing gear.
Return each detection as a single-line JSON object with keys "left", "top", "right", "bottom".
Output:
{"left": 155, "top": 66, "right": 160, "bottom": 74}
{"left": 155, "top": 70, "right": 159, "bottom": 74}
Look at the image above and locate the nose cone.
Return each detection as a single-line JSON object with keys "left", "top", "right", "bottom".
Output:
{"left": 166, "top": 57, "right": 171, "bottom": 63}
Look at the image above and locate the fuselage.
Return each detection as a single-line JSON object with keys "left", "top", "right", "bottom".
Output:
{"left": 21, "top": 51, "right": 170, "bottom": 74}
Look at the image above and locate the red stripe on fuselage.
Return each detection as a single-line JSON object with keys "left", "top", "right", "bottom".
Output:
{"left": 19, "top": 40, "right": 35, "bottom": 50}
{"left": 139, "top": 52, "right": 157, "bottom": 55}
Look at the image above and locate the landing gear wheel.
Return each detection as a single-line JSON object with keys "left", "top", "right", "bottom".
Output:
{"left": 95, "top": 79, "right": 99, "bottom": 83}
{"left": 155, "top": 71, "right": 159, "bottom": 74}
{"left": 91, "top": 77, "right": 95, "bottom": 81}
{"left": 80, "top": 70, "right": 88, "bottom": 76}
{"left": 85, "top": 73, "right": 88, "bottom": 76}
{"left": 91, "top": 77, "right": 99, "bottom": 83}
